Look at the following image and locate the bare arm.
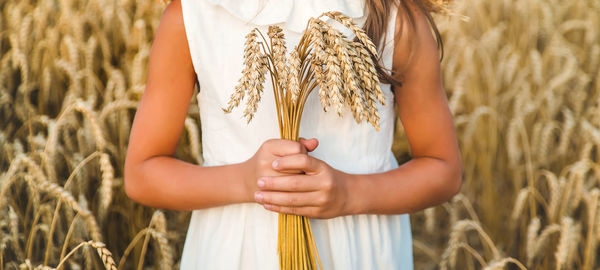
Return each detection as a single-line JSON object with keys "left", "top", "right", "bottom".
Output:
{"left": 123, "top": 0, "right": 317, "bottom": 210}
{"left": 254, "top": 0, "right": 462, "bottom": 217}
{"left": 346, "top": 0, "right": 463, "bottom": 215}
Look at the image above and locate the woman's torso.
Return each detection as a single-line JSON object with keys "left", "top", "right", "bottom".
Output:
{"left": 179, "top": 0, "right": 413, "bottom": 268}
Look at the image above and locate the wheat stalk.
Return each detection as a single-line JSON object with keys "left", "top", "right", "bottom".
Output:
{"left": 440, "top": 219, "right": 500, "bottom": 269}
{"left": 55, "top": 240, "right": 117, "bottom": 270}
{"left": 37, "top": 180, "right": 103, "bottom": 242}
{"left": 531, "top": 224, "right": 561, "bottom": 263}
{"left": 98, "top": 152, "right": 114, "bottom": 221}
{"left": 320, "top": 11, "right": 379, "bottom": 59}
{"left": 554, "top": 217, "right": 580, "bottom": 270}
{"left": 149, "top": 211, "right": 173, "bottom": 270}
{"left": 525, "top": 217, "right": 541, "bottom": 265}
{"left": 583, "top": 189, "right": 599, "bottom": 269}
{"left": 268, "top": 26, "right": 289, "bottom": 92}
{"left": 221, "top": 28, "right": 269, "bottom": 124}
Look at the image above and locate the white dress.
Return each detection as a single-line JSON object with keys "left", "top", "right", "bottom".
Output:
{"left": 179, "top": 0, "right": 413, "bottom": 269}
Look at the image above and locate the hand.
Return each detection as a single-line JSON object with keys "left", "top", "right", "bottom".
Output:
{"left": 253, "top": 145, "right": 353, "bottom": 219}
{"left": 243, "top": 137, "right": 319, "bottom": 202}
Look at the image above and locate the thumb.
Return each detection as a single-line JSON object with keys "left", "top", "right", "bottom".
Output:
{"left": 299, "top": 137, "right": 319, "bottom": 152}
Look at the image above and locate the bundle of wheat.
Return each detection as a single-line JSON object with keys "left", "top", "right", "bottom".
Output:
{"left": 222, "top": 11, "right": 386, "bottom": 270}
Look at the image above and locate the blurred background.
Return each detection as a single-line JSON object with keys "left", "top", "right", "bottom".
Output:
{"left": 0, "top": 0, "right": 598, "bottom": 269}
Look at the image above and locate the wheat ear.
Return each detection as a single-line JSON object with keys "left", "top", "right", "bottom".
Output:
{"left": 320, "top": 11, "right": 379, "bottom": 59}
{"left": 268, "top": 26, "right": 289, "bottom": 90}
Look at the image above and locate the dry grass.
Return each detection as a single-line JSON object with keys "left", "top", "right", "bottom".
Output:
{"left": 0, "top": 0, "right": 598, "bottom": 269}
{"left": 0, "top": 0, "right": 192, "bottom": 268}
{"left": 402, "top": 0, "right": 600, "bottom": 269}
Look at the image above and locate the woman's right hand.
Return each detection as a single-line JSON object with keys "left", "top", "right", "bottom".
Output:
{"left": 243, "top": 137, "right": 319, "bottom": 202}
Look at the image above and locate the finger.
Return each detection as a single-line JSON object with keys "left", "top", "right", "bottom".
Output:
{"left": 272, "top": 153, "right": 323, "bottom": 174}
{"left": 264, "top": 138, "right": 307, "bottom": 156}
{"left": 262, "top": 204, "right": 322, "bottom": 218}
{"left": 299, "top": 137, "right": 319, "bottom": 152}
{"left": 254, "top": 191, "right": 321, "bottom": 207}
{"left": 257, "top": 175, "right": 320, "bottom": 192}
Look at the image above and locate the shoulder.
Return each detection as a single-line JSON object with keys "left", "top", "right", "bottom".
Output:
{"left": 391, "top": 0, "right": 441, "bottom": 80}
{"left": 149, "top": 0, "right": 195, "bottom": 79}
{"left": 158, "top": 0, "right": 184, "bottom": 35}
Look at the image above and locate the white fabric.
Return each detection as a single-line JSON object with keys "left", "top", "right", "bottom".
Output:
{"left": 179, "top": 0, "right": 413, "bottom": 269}
{"left": 205, "top": 0, "right": 364, "bottom": 33}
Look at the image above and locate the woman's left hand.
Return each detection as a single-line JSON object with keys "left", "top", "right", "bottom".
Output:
{"left": 253, "top": 151, "right": 354, "bottom": 219}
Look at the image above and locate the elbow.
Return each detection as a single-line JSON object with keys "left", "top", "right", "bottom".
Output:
{"left": 446, "top": 159, "right": 463, "bottom": 199}
{"left": 123, "top": 161, "right": 144, "bottom": 204}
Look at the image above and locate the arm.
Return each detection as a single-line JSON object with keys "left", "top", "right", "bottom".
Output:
{"left": 254, "top": 1, "right": 462, "bottom": 217}
{"left": 123, "top": 0, "right": 317, "bottom": 210}
{"left": 123, "top": 0, "right": 248, "bottom": 210}
{"left": 347, "top": 0, "right": 463, "bottom": 215}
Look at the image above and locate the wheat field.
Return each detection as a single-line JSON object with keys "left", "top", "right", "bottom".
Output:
{"left": 0, "top": 0, "right": 598, "bottom": 269}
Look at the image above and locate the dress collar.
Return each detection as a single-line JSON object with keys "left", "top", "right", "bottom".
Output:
{"left": 206, "top": 0, "right": 366, "bottom": 33}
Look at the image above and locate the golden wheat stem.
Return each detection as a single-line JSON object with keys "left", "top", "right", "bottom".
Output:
{"left": 583, "top": 189, "right": 599, "bottom": 269}
{"left": 306, "top": 217, "right": 322, "bottom": 269}
{"left": 56, "top": 240, "right": 116, "bottom": 270}
{"left": 257, "top": 37, "right": 284, "bottom": 135}
{"left": 148, "top": 211, "right": 172, "bottom": 270}
{"left": 56, "top": 241, "right": 89, "bottom": 270}
{"left": 58, "top": 213, "right": 81, "bottom": 269}
{"left": 24, "top": 184, "right": 47, "bottom": 261}
{"left": 44, "top": 150, "right": 103, "bottom": 264}
{"left": 458, "top": 242, "right": 488, "bottom": 268}
{"left": 117, "top": 228, "right": 150, "bottom": 270}
{"left": 413, "top": 239, "right": 439, "bottom": 263}
{"left": 44, "top": 195, "right": 63, "bottom": 265}
{"left": 136, "top": 227, "right": 152, "bottom": 270}
{"left": 293, "top": 80, "right": 318, "bottom": 140}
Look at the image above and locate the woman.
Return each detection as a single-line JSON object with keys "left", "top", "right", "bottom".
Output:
{"left": 123, "top": 0, "right": 462, "bottom": 268}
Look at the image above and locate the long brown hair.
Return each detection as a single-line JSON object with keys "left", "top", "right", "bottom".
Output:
{"left": 362, "top": 0, "right": 446, "bottom": 91}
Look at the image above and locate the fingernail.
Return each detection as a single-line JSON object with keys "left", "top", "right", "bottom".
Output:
{"left": 254, "top": 192, "right": 263, "bottom": 201}
{"left": 257, "top": 179, "right": 265, "bottom": 188}
{"left": 272, "top": 160, "right": 279, "bottom": 169}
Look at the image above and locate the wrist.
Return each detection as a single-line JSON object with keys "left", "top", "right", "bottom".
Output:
{"left": 235, "top": 160, "right": 255, "bottom": 203}
{"left": 342, "top": 171, "right": 367, "bottom": 216}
